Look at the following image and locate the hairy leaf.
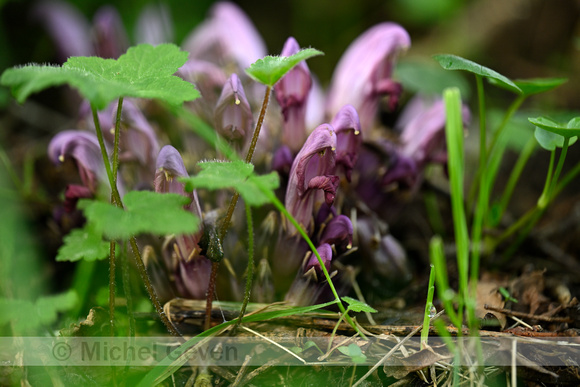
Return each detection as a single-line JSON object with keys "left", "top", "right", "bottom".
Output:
{"left": 181, "top": 160, "right": 280, "bottom": 206}
{"left": 1, "top": 44, "right": 199, "bottom": 109}
{"left": 79, "top": 191, "right": 200, "bottom": 239}
{"left": 341, "top": 296, "right": 378, "bottom": 313}
{"left": 245, "top": 48, "right": 323, "bottom": 87}
{"left": 56, "top": 224, "right": 109, "bottom": 262}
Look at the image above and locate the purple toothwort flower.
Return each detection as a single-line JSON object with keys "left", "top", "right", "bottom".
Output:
{"left": 155, "top": 145, "right": 204, "bottom": 262}
{"left": 214, "top": 73, "right": 253, "bottom": 145}
{"left": 285, "top": 124, "right": 338, "bottom": 234}
{"left": 397, "top": 95, "right": 471, "bottom": 168}
{"left": 175, "top": 258, "right": 212, "bottom": 299}
{"left": 92, "top": 6, "right": 129, "bottom": 59}
{"left": 274, "top": 37, "right": 313, "bottom": 152}
{"left": 330, "top": 105, "right": 362, "bottom": 182}
{"left": 183, "top": 1, "right": 266, "bottom": 70}
{"left": 319, "top": 214, "right": 353, "bottom": 254}
{"left": 48, "top": 130, "right": 107, "bottom": 192}
{"left": 135, "top": 3, "right": 174, "bottom": 45}
{"left": 326, "top": 23, "right": 411, "bottom": 132}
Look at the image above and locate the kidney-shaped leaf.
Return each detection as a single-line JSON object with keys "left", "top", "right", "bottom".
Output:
{"left": 1, "top": 44, "right": 199, "bottom": 109}
{"left": 529, "top": 116, "right": 580, "bottom": 139}
{"left": 433, "top": 54, "right": 521, "bottom": 94}
{"left": 245, "top": 48, "right": 323, "bottom": 87}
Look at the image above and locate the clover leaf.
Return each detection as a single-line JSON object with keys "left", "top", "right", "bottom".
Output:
{"left": 180, "top": 160, "right": 280, "bottom": 207}
{"left": 245, "top": 48, "right": 323, "bottom": 87}
{"left": 337, "top": 343, "right": 367, "bottom": 364}
{"left": 433, "top": 54, "right": 522, "bottom": 94}
{"left": 78, "top": 191, "right": 200, "bottom": 240}
{"left": 1, "top": 44, "right": 199, "bottom": 109}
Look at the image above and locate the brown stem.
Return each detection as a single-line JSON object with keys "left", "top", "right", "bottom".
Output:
{"left": 92, "top": 104, "right": 182, "bottom": 337}
{"left": 204, "top": 87, "right": 272, "bottom": 330}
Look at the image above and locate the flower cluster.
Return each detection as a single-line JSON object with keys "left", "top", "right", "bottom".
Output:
{"left": 43, "top": 1, "right": 469, "bottom": 305}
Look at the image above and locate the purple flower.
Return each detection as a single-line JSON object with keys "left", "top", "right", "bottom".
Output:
{"left": 175, "top": 258, "right": 212, "bottom": 299}
{"left": 330, "top": 105, "right": 362, "bottom": 181}
{"left": 135, "top": 3, "right": 174, "bottom": 45}
{"left": 304, "top": 243, "right": 333, "bottom": 278}
{"left": 34, "top": 0, "right": 93, "bottom": 60}
{"left": 319, "top": 214, "right": 353, "bottom": 254}
{"left": 274, "top": 37, "right": 313, "bottom": 152}
{"left": 397, "top": 95, "right": 470, "bottom": 168}
{"left": 48, "top": 130, "right": 107, "bottom": 192}
{"left": 285, "top": 124, "right": 338, "bottom": 234}
{"left": 92, "top": 6, "right": 129, "bottom": 59}
{"left": 326, "top": 23, "right": 411, "bottom": 132}
{"left": 183, "top": 2, "right": 266, "bottom": 70}
{"left": 155, "top": 145, "right": 204, "bottom": 262}
{"left": 357, "top": 217, "right": 410, "bottom": 281}
{"left": 214, "top": 73, "right": 253, "bottom": 145}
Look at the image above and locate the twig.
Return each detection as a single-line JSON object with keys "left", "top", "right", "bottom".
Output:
{"left": 352, "top": 309, "right": 445, "bottom": 387}
{"left": 484, "top": 305, "right": 573, "bottom": 323}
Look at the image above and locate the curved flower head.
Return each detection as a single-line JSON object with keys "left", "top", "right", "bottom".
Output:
{"left": 34, "top": 0, "right": 93, "bottom": 60}
{"left": 175, "top": 258, "right": 212, "bottom": 299}
{"left": 285, "top": 124, "right": 338, "bottom": 234}
{"left": 92, "top": 6, "right": 128, "bottom": 59}
{"left": 330, "top": 105, "right": 362, "bottom": 181}
{"left": 326, "top": 23, "right": 411, "bottom": 132}
{"left": 274, "top": 37, "right": 313, "bottom": 152}
{"left": 304, "top": 243, "right": 333, "bottom": 277}
{"left": 135, "top": 3, "right": 173, "bottom": 45}
{"left": 48, "top": 130, "right": 106, "bottom": 192}
{"left": 155, "top": 145, "right": 203, "bottom": 262}
{"left": 319, "top": 214, "right": 353, "bottom": 255}
{"left": 214, "top": 73, "right": 253, "bottom": 145}
{"left": 183, "top": 2, "right": 266, "bottom": 70}
{"left": 398, "top": 95, "right": 471, "bottom": 168}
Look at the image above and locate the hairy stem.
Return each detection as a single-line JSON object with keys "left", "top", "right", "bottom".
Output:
{"left": 204, "top": 87, "right": 272, "bottom": 331}
{"left": 234, "top": 203, "right": 255, "bottom": 330}
{"left": 92, "top": 103, "right": 181, "bottom": 337}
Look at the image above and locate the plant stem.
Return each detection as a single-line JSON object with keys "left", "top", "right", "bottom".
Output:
{"left": 495, "top": 136, "right": 536, "bottom": 225}
{"left": 421, "top": 264, "right": 436, "bottom": 349}
{"left": 234, "top": 203, "right": 255, "bottom": 330}
{"left": 91, "top": 103, "right": 181, "bottom": 337}
{"left": 476, "top": 75, "right": 487, "bottom": 174}
{"left": 205, "top": 87, "right": 272, "bottom": 331}
{"left": 256, "top": 179, "right": 365, "bottom": 338}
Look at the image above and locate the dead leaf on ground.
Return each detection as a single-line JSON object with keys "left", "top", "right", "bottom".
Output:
{"left": 476, "top": 281, "right": 506, "bottom": 329}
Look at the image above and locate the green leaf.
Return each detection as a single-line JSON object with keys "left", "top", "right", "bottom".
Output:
{"left": 513, "top": 78, "right": 567, "bottom": 96}
{"left": 245, "top": 48, "right": 323, "bottom": 87}
{"left": 79, "top": 191, "right": 200, "bottom": 240}
{"left": 0, "top": 290, "right": 78, "bottom": 333}
{"left": 180, "top": 160, "right": 280, "bottom": 207}
{"left": 529, "top": 116, "right": 580, "bottom": 151}
{"left": 337, "top": 343, "right": 367, "bottom": 363}
{"left": 395, "top": 60, "right": 472, "bottom": 98}
{"left": 56, "top": 224, "right": 110, "bottom": 262}
{"left": 1, "top": 44, "right": 199, "bottom": 109}
{"left": 341, "top": 296, "right": 378, "bottom": 313}
{"left": 433, "top": 54, "right": 522, "bottom": 94}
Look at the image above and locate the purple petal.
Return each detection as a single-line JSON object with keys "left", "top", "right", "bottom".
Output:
{"left": 304, "top": 243, "right": 333, "bottom": 275}
{"left": 34, "top": 0, "right": 93, "bottom": 60}
{"left": 319, "top": 214, "right": 353, "bottom": 254}
{"left": 398, "top": 95, "right": 470, "bottom": 168}
{"left": 183, "top": 2, "right": 266, "bottom": 70}
{"left": 135, "top": 3, "right": 174, "bottom": 45}
{"left": 330, "top": 105, "right": 363, "bottom": 181}
{"left": 271, "top": 145, "right": 294, "bottom": 176}
{"left": 285, "top": 124, "right": 337, "bottom": 233}
{"left": 326, "top": 23, "right": 411, "bottom": 131}
{"left": 174, "top": 257, "right": 212, "bottom": 299}
{"left": 307, "top": 175, "right": 339, "bottom": 206}
{"left": 92, "top": 6, "right": 129, "bottom": 59}
{"left": 275, "top": 37, "right": 313, "bottom": 152}
{"left": 214, "top": 73, "right": 253, "bottom": 143}
{"left": 48, "top": 130, "right": 106, "bottom": 192}
{"left": 154, "top": 145, "right": 202, "bottom": 219}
